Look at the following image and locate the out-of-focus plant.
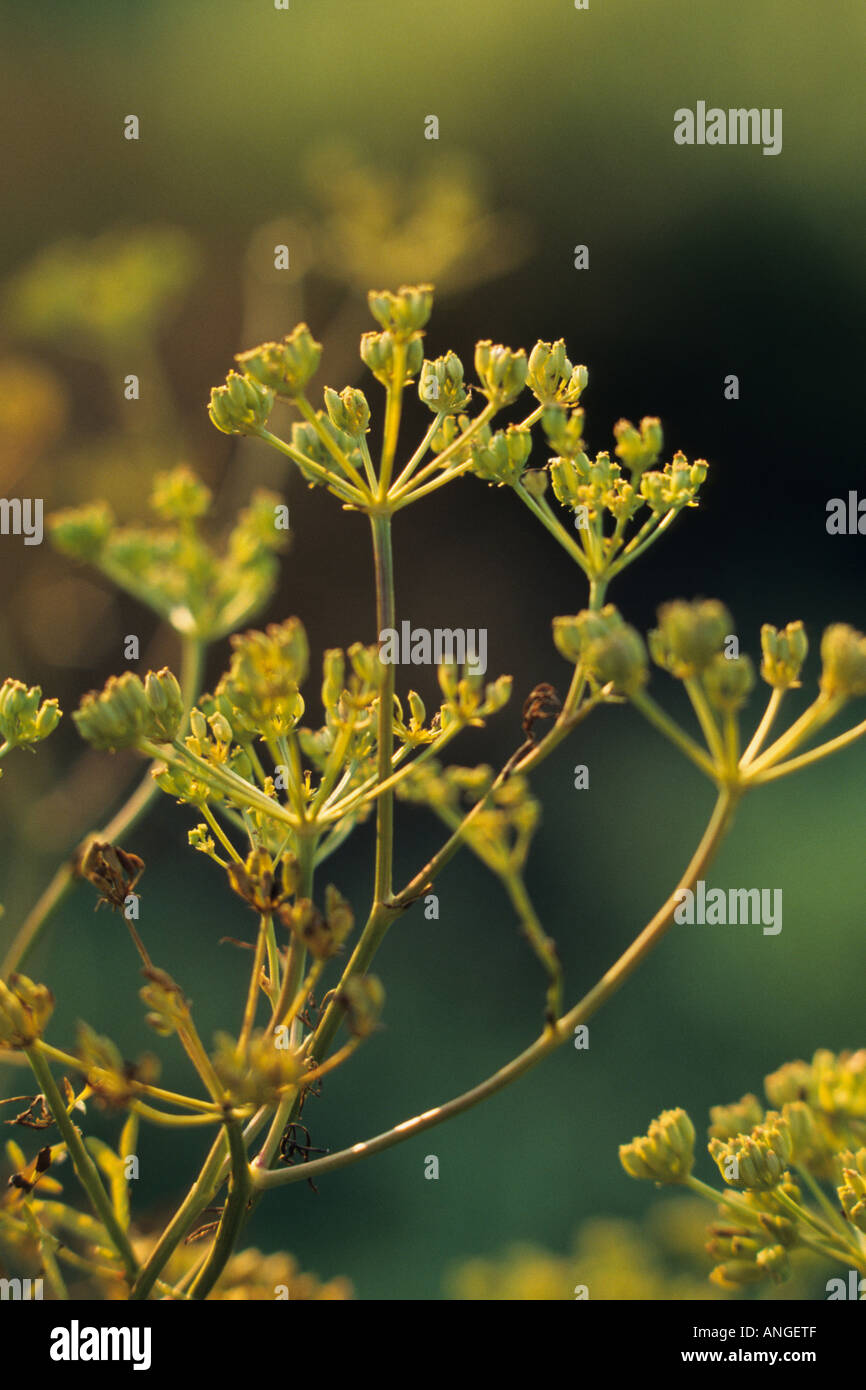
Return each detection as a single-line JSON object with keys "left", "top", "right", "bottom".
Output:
{"left": 3, "top": 285, "right": 866, "bottom": 1300}
{"left": 621, "top": 1050, "right": 866, "bottom": 1294}
{"left": 446, "top": 1196, "right": 827, "bottom": 1301}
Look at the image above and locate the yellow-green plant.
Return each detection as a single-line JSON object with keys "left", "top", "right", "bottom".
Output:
{"left": 3, "top": 285, "right": 866, "bottom": 1300}
{"left": 620, "top": 1050, "right": 866, "bottom": 1294}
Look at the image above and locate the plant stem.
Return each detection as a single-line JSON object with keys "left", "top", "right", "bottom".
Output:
{"left": 189, "top": 1118, "right": 251, "bottom": 1300}
{"left": 1, "top": 635, "right": 205, "bottom": 978}
{"left": 740, "top": 687, "right": 785, "bottom": 767}
{"left": 26, "top": 1045, "right": 138, "bottom": 1283}
{"left": 630, "top": 690, "right": 718, "bottom": 780}
{"left": 252, "top": 788, "right": 737, "bottom": 1190}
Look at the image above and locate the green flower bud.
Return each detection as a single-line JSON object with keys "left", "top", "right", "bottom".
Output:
{"left": 74, "top": 673, "right": 150, "bottom": 750}
{"left": 217, "top": 618, "right": 308, "bottom": 741}
{"left": 614, "top": 417, "right": 663, "bottom": 476}
{"left": 0, "top": 679, "right": 61, "bottom": 748}
{"left": 702, "top": 652, "right": 755, "bottom": 715}
{"left": 360, "top": 330, "right": 424, "bottom": 386}
{"left": 839, "top": 1169, "right": 866, "bottom": 1232}
{"left": 49, "top": 501, "right": 115, "bottom": 561}
{"left": 554, "top": 606, "right": 647, "bottom": 694}
{"left": 819, "top": 624, "right": 866, "bottom": 699}
{"left": 760, "top": 622, "right": 808, "bottom": 689}
{"left": 208, "top": 711, "right": 233, "bottom": 745}
{"left": 0, "top": 974, "right": 54, "bottom": 1049}
{"left": 323, "top": 385, "right": 371, "bottom": 435}
{"left": 188, "top": 824, "right": 216, "bottom": 857}
{"left": 471, "top": 425, "right": 533, "bottom": 487}
{"left": 639, "top": 455, "right": 708, "bottom": 513}
{"left": 418, "top": 352, "right": 470, "bottom": 414}
{"left": 764, "top": 1057, "right": 814, "bottom": 1108}
{"left": 548, "top": 451, "right": 592, "bottom": 510}
{"left": 526, "top": 339, "right": 579, "bottom": 406}
{"left": 209, "top": 371, "right": 274, "bottom": 435}
{"left": 144, "top": 668, "right": 183, "bottom": 741}
{"left": 474, "top": 340, "right": 528, "bottom": 406}
{"left": 708, "top": 1094, "right": 765, "bottom": 1142}
{"left": 367, "top": 284, "right": 433, "bottom": 338}
{"left": 236, "top": 323, "right": 322, "bottom": 398}
{"left": 619, "top": 1107, "right": 695, "bottom": 1184}
{"left": 150, "top": 466, "right": 211, "bottom": 522}
{"left": 349, "top": 642, "right": 382, "bottom": 687}
{"left": 709, "top": 1115, "right": 793, "bottom": 1191}
{"left": 542, "top": 406, "right": 586, "bottom": 459}
{"left": 756, "top": 1212, "right": 799, "bottom": 1248}
{"left": 709, "top": 1258, "right": 768, "bottom": 1289}
{"left": 649, "top": 599, "right": 733, "bottom": 680}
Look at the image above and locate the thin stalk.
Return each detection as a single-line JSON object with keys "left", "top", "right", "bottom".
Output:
{"left": 746, "top": 713, "right": 866, "bottom": 785}
{"left": 252, "top": 789, "right": 737, "bottom": 1190}
{"left": 26, "top": 1045, "right": 138, "bottom": 1282}
{"left": 630, "top": 690, "right": 719, "bottom": 780}
{"left": 740, "top": 687, "right": 785, "bottom": 768}
{"left": 239, "top": 914, "right": 270, "bottom": 1050}
{"left": 189, "top": 1119, "right": 252, "bottom": 1300}
{"left": 2, "top": 635, "right": 205, "bottom": 978}
{"left": 684, "top": 677, "right": 726, "bottom": 767}
{"left": 256, "top": 428, "right": 367, "bottom": 506}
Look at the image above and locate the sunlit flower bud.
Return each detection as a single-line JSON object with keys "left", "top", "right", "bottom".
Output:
{"left": 418, "top": 352, "right": 470, "bottom": 414}
{"left": 209, "top": 371, "right": 275, "bottom": 435}
{"left": 649, "top": 599, "right": 733, "bottom": 680}
{"left": 819, "top": 624, "right": 866, "bottom": 699}
{"left": 702, "top": 652, "right": 754, "bottom": 715}
{"left": 614, "top": 416, "right": 663, "bottom": 476}
{"left": 474, "top": 340, "right": 528, "bottom": 406}
{"left": 236, "top": 323, "right": 322, "bottom": 398}
{"left": 708, "top": 1094, "right": 764, "bottom": 1141}
{"left": 150, "top": 466, "right": 212, "bottom": 522}
{"left": 527, "top": 339, "right": 583, "bottom": 406}
{"left": 74, "top": 672, "right": 149, "bottom": 750}
{"left": 323, "top": 385, "right": 371, "bottom": 435}
{"left": 49, "top": 501, "right": 115, "bottom": 561}
{"left": 759, "top": 621, "right": 808, "bottom": 689}
{"left": 0, "top": 679, "right": 61, "bottom": 748}
{"left": 471, "top": 425, "right": 533, "bottom": 486}
{"left": 367, "top": 284, "right": 433, "bottom": 338}
{"left": 144, "top": 668, "right": 183, "bottom": 741}
{"left": 0, "top": 974, "right": 54, "bottom": 1049}
{"left": 619, "top": 1107, "right": 695, "bottom": 1184}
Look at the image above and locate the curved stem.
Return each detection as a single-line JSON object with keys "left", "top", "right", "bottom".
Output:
{"left": 252, "top": 788, "right": 737, "bottom": 1190}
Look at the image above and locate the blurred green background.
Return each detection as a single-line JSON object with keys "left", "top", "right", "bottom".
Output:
{"left": 1, "top": 0, "right": 864, "bottom": 1298}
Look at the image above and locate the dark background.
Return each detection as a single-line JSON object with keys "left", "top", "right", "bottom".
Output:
{"left": 0, "top": 0, "right": 863, "bottom": 1297}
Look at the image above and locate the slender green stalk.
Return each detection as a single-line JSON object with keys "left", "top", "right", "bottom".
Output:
{"left": 252, "top": 789, "right": 737, "bottom": 1190}
{"left": 26, "top": 1045, "right": 138, "bottom": 1283}
{"left": 189, "top": 1118, "right": 252, "bottom": 1300}
{"left": 2, "top": 635, "right": 205, "bottom": 978}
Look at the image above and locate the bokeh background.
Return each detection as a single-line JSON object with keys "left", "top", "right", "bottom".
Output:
{"left": 0, "top": 0, "right": 864, "bottom": 1298}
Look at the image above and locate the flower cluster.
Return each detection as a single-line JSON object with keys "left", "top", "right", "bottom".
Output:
{"left": 622, "top": 1050, "right": 866, "bottom": 1292}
